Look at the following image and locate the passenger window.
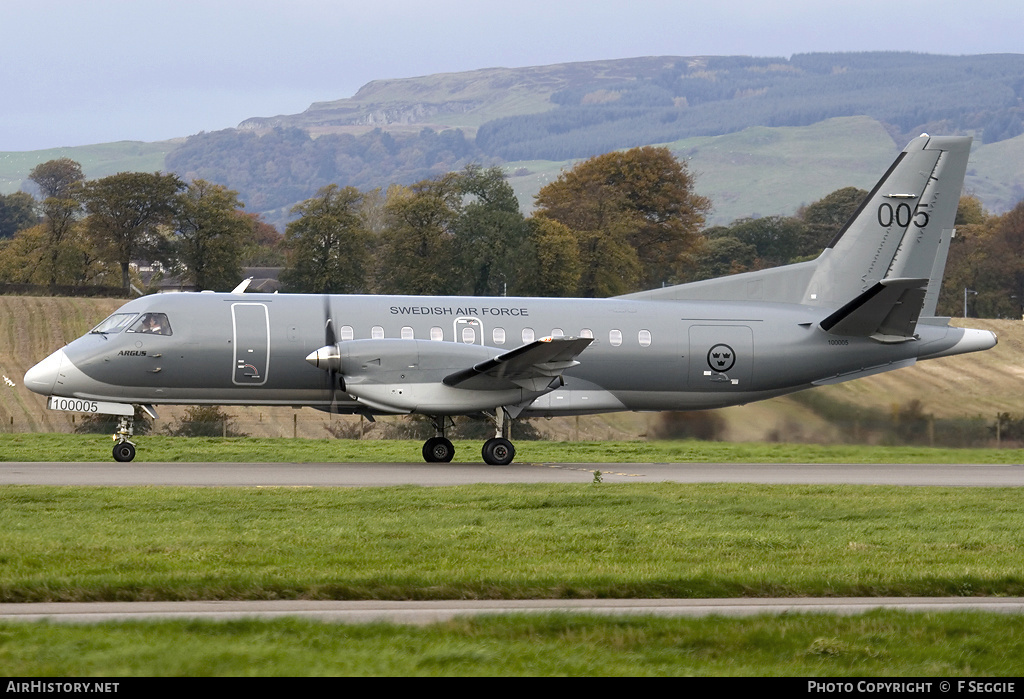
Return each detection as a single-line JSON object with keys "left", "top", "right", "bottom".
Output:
{"left": 401, "top": 326, "right": 414, "bottom": 340}
{"left": 128, "top": 313, "right": 172, "bottom": 336}
{"left": 609, "top": 329, "right": 622, "bottom": 347}
{"left": 551, "top": 328, "right": 564, "bottom": 338}
{"left": 639, "top": 329, "right": 652, "bottom": 347}
{"left": 462, "top": 326, "right": 476, "bottom": 344}
{"left": 493, "top": 328, "right": 506, "bottom": 345}
{"left": 340, "top": 325, "right": 354, "bottom": 341}
{"left": 580, "top": 328, "right": 593, "bottom": 339}
{"left": 371, "top": 326, "right": 384, "bottom": 339}
{"left": 522, "top": 328, "right": 535, "bottom": 343}
{"left": 430, "top": 327, "right": 444, "bottom": 341}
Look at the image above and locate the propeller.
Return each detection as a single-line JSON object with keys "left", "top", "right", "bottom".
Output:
{"left": 305, "top": 295, "right": 344, "bottom": 412}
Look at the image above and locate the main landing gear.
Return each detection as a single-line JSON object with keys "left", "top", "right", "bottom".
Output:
{"left": 422, "top": 417, "right": 455, "bottom": 463}
{"left": 482, "top": 408, "right": 515, "bottom": 466}
{"left": 421, "top": 410, "right": 517, "bottom": 466}
{"left": 112, "top": 414, "right": 136, "bottom": 463}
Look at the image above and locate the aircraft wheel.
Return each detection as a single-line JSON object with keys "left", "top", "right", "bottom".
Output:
{"left": 482, "top": 437, "right": 515, "bottom": 466}
{"left": 112, "top": 442, "right": 136, "bottom": 463}
{"left": 422, "top": 437, "right": 455, "bottom": 463}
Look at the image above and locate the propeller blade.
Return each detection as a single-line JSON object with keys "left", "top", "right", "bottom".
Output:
{"left": 323, "top": 296, "right": 336, "bottom": 346}
{"left": 321, "top": 295, "right": 343, "bottom": 412}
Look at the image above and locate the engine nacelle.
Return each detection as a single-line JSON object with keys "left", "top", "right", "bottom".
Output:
{"left": 306, "top": 339, "right": 526, "bottom": 413}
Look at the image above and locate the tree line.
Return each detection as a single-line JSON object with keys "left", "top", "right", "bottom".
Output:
{"left": 3, "top": 150, "right": 1023, "bottom": 317}
{"left": 0, "top": 158, "right": 277, "bottom": 294}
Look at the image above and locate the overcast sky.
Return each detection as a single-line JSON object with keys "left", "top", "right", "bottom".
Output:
{"left": 2, "top": 0, "right": 1019, "bottom": 152}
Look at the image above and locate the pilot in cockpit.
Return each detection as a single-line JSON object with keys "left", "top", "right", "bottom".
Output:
{"left": 131, "top": 313, "right": 171, "bottom": 336}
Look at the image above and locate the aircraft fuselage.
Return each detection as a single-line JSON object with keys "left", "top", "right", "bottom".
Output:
{"left": 25, "top": 291, "right": 990, "bottom": 417}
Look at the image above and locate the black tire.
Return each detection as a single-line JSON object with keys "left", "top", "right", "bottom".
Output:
{"left": 112, "top": 442, "right": 136, "bottom": 463}
{"left": 422, "top": 437, "right": 455, "bottom": 463}
{"left": 482, "top": 437, "right": 515, "bottom": 466}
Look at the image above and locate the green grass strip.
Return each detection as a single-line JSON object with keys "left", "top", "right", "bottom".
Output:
{"left": 2, "top": 611, "right": 1024, "bottom": 676}
{"left": 3, "top": 433, "right": 1024, "bottom": 463}
{"left": 1, "top": 483, "right": 1022, "bottom": 602}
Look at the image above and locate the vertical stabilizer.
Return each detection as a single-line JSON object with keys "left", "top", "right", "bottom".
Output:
{"left": 802, "top": 135, "right": 972, "bottom": 311}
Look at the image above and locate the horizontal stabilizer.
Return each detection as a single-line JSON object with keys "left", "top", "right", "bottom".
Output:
{"left": 820, "top": 277, "right": 927, "bottom": 342}
{"left": 443, "top": 336, "right": 593, "bottom": 391}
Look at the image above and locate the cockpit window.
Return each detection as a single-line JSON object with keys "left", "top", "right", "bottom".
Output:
{"left": 90, "top": 313, "right": 137, "bottom": 334}
{"left": 128, "top": 313, "right": 172, "bottom": 336}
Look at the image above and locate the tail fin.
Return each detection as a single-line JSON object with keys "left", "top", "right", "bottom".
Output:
{"left": 803, "top": 135, "right": 971, "bottom": 317}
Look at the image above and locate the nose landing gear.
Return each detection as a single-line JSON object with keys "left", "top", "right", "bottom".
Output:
{"left": 112, "top": 414, "right": 136, "bottom": 462}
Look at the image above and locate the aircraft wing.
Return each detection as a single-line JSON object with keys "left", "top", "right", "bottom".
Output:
{"left": 443, "top": 336, "right": 593, "bottom": 391}
{"left": 819, "top": 277, "right": 928, "bottom": 343}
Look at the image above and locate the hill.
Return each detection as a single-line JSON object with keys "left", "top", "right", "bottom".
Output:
{"left": 2, "top": 295, "right": 1020, "bottom": 445}
{"left": 1, "top": 53, "right": 1023, "bottom": 228}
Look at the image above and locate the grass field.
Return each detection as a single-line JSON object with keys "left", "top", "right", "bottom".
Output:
{"left": 2, "top": 482, "right": 1022, "bottom": 602}
{"left": 3, "top": 432, "right": 1024, "bottom": 464}
{"left": 4, "top": 611, "right": 1023, "bottom": 676}
{"left": 2, "top": 481, "right": 1024, "bottom": 675}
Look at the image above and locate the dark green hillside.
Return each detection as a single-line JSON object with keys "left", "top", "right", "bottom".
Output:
{"left": 476, "top": 53, "right": 1024, "bottom": 160}
{"left": 167, "top": 126, "right": 485, "bottom": 216}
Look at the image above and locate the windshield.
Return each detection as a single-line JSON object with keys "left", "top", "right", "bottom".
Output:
{"left": 90, "top": 313, "right": 138, "bottom": 334}
{"left": 127, "top": 313, "right": 172, "bottom": 336}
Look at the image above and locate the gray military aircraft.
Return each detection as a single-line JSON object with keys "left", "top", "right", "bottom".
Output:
{"left": 24, "top": 134, "right": 996, "bottom": 464}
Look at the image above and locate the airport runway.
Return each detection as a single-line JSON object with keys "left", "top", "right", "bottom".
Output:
{"left": 1, "top": 460, "right": 1023, "bottom": 487}
{"left": 4, "top": 598, "right": 1024, "bottom": 624}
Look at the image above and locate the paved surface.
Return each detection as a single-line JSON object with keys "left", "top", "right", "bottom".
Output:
{"left": 4, "top": 598, "right": 1024, "bottom": 624}
{"left": 1, "top": 461, "right": 1023, "bottom": 487}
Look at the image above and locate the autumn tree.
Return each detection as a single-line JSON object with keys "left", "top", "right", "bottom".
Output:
{"left": 81, "top": 172, "right": 185, "bottom": 292}
{"left": 279, "top": 184, "right": 371, "bottom": 294}
{"left": 936, "top": 196, "right": 1024, "bottom": 318}
{"left": 450, "top": 164, "right": 530, "bottom": 296}
{"left": 533, "top": 146, "right": 710, "bottom": 295}
{"left": 797, "top": 186, "right": 868, "bottom": 251}
{"left": 520, "top": 217, "right": 581, "bottom": 296}
{"left": 990, "top": 199, "right": 1024, "bottom": 318}
{"left": 238, "top": 212, "right": 285, "bottom": 266}
{"left": 28, "top": 158, "right": 84, "bottom": 199}
{"left": 375, "top": 176, "right": 461, "bottom": 295}
{"left": 686, "top": 234, "right": 759, "bottom": 282}
{"left": 0, "top": 192, "right": 37, "bottom": 238}
{"left": 28, "top": 158, "right": 87, "bottom": 288}
{"left": 0, "top": 222, "right": 109, "bottom": 288}
{"left": 174, "top": 180, "right": 253, "bottom": 291}
{"left": 712, "top": 215, "right": 809, "bottom": 268}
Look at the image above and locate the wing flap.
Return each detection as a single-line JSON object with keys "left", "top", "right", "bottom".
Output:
{"left": 443, "top": 337, "right": 593, "bottom": 390}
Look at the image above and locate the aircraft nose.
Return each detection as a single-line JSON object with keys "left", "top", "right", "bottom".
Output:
{"left": 23, "top": 348, "right": 66, "bottom": 396}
